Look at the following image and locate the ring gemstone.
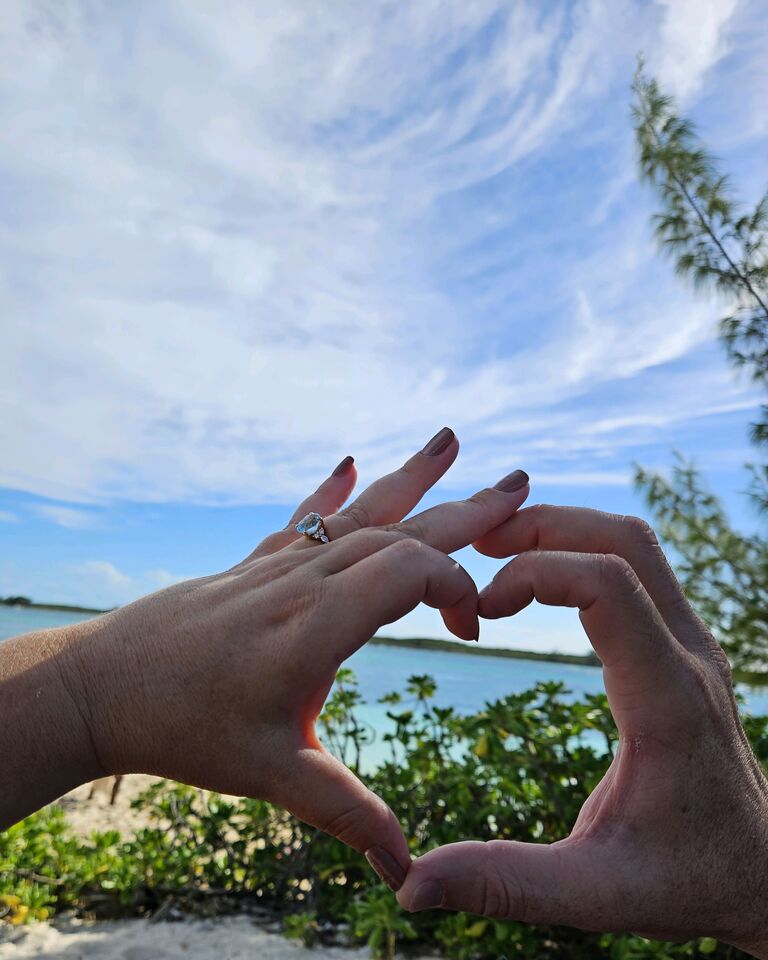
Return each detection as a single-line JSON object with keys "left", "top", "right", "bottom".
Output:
{"left": 296, "top": 511, "right": 330, "bottom": 543}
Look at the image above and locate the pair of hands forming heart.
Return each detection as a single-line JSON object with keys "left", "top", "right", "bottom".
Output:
{"left": 3, "top": 428, "right": 766, "bottom": 954}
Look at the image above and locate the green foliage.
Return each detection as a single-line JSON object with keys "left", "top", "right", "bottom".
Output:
{"left": 3, "top": 672, "right": 766, "bottom": 958}
{"left": 346, "top": 888, "right": 417, "bottom": 960}
{"left": 283, "top": 909, "right": 320, "bottom": 946}
{"left": 632, "top": 64, "right": 768, "bottom": 675}
{"left": 635, "top": 456, "right": 768, "bottom": 675}
{"left": 633, "top": 64, "right": 768, "bottom": 417}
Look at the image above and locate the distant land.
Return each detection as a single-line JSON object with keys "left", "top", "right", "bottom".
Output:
{"left": 4, "top": 599, "right": 765, "bottom": 683}
{"left": 0, "top": 598, "right": 111, "bottom": 615}
{"left": 370, "top": 634, "right": 601, "bottom": 667}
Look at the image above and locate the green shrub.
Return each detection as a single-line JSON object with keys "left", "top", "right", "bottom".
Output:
{"left": 2, "top": 671, "right": 765, "bottom": 958}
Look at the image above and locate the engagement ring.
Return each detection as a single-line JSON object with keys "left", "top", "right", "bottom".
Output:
{"left": 296, "top": 512, "right": 330, "bottom": 543}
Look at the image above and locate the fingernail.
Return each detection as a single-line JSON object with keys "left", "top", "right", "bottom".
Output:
{"left": 421, "top": 427, "right": 455, "bottom": 457}
{"left": 332, "top": 455, "right": 354, "bottom": 477}
{"left": 494, "top": 469, "right": 529, "bottom": 492}
{"left": 409, "top": 879, "right": 444, "bottom": 912}
{"left": 365, "top": 847, "right": 407, "bottom": 892}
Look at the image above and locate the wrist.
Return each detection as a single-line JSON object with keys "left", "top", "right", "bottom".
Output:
{"left": 726, "top": 790, "right": 768, "bottom": 958}
{"left": 56, "top": 608, "right": 143, "bottom": 777}
{"left": 0, "top": 621, "right": 108, "bottom": 828}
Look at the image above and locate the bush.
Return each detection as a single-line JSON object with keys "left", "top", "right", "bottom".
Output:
{"left": 2, "top": 670, "right": 766, "bottom": 958}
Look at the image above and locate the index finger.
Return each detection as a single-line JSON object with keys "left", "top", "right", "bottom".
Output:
{"left": 473, "top": 504, "right": 705, "bottom": 646}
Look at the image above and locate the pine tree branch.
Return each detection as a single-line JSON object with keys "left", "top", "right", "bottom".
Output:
{"left": 635, "top": 84, "right": 768, "bottom": 322}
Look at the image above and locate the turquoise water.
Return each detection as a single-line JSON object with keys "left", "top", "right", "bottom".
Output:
{"left": 0, "top": 605, "right": 101, "bottom": 639}
{"left": 3, "top": 606, "right": 767, "bottom": 768}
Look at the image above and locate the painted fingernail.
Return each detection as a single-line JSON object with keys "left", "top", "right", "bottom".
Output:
{"left": 409, "top": 879, "right": 444, "bottom": 912}
{"left": 332, "top": 455, "right": 355, "bottom": 477}
{"left": 494, "top": 469, "right": 529, "bottom": 492}
{"left": 365, "top": 847, "right": 407, "bottom": 892}
{"left": 421, "top": 427, "right": 455, "bottom": 457}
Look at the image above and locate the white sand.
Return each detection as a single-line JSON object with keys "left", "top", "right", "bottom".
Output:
{"left": 57, "top": 776, "right": 162, "bottom": 838}
{"left": 0, "top": 915, "right": 408, "bottom": 959}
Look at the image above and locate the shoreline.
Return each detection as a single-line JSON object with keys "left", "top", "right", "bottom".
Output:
{"left": 17, "top": 601, "right": 111, "bottom": 615}
{"left": 4, "top": 602, "right": 767, "bottom": 685}
{"left": 370, "top": 633, "right": 602, "bottom": 667}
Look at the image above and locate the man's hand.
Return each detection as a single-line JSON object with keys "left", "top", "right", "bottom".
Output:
{"left": 396, "top": 505, "right": 768, "bottom": 955}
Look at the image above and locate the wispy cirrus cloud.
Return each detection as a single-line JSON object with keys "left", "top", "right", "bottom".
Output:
{"left": 0, "top": 0, "right": 765, "bottom": 510}
{"left": 655, "top": 0, "right": 740, "bottom": 99}
{"left": 35, "top": 505, "right": 101, "bottom": 530}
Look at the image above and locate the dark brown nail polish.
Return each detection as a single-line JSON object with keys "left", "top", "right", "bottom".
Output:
{"left": 365, "top": 846, "right": 407, "bottom": 892}
{"left": 421, "top": 427, "right": 455, "bottom": 457}
{"left": 494, "top": 469, "right": 529, "bottom": 492}
{"left": 332, "top": 455, "right": 354, "bottom": 477}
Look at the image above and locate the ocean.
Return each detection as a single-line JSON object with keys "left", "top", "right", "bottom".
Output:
{"left": 3, "top": 605, "right": 767, "bottom": 769}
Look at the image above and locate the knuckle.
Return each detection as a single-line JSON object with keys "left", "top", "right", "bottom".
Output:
{"left": 322, "top": 795, "right": 387, "bottom": 846}
{"left": 391, "top": 516, "right": 427, "bottom": 541}
{"left": 465, "top": 488, "right": 494, "bottom": 510}
{"left": 706, "top": 643, "right": 734, "bottom": 687}
{"left": 683, "top": 655, "right": 734, "bottom": 726}
{"left": 479, "top": 842, "right": 519, "bottom": 919}
{"left": 341, "top": 501, "right": 374, "bottom": 530}
{"left": 620, "top": 514, "right": 658, "bottom": 546}
{"left": 598, "top": 552, "right": 641, "bottom": 593}
{"left": 400, "top": 455, "right": 441, "bottom": 492}
{"left": 389, "top": 536, "right": 426, "bottom": 560}
{"left": 526, "top": 502, "right": 550, "bottom": 523}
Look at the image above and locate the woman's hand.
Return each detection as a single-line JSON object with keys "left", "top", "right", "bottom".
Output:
{"left": 9, "top": 429, "right": 531, "bottom": 890}
{"left": 396, "top": 505, "right": 768, "bottom": 955}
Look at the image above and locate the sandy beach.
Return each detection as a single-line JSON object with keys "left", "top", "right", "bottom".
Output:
{"left": 56, "top": 776, "right": 162, "bottom": 838}
{"left": 0, "top": 915, "right": 391, "bottom": 960}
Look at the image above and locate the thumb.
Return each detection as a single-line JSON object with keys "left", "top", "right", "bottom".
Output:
{"left": 397, "top": 839, "right": 607, "bottom": 929}
{"left": 275, "top": 747, "right": 411, "bottom": 892}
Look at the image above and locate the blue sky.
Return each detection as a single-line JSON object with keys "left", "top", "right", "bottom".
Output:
{"left": 1, "top": 0, "right": 767, "bottom": 653}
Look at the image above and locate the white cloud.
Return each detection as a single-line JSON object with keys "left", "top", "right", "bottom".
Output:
{"left": 68, "top": 560, "right": 191, "bottom": 607}
{"left": 0, "top": 510, "right": 18, "bottom": 524}
{"left": 655, "top": 0, "right": 740, "bottom": 99}
{"left": 72, "top": 560, "right": 133, "bottom": 588}
{"left": 35, "top": 505, "right": 100, "bottom": 529}
{"left": 0, "top": 0, "right": 764, "bottom": 509}
{"left": 145, "top": 569, "right": 188, "bottom": 589}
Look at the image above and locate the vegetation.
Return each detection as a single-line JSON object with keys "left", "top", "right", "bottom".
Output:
{"left": 3, "top": 670, "right": 765, "bottom": 957}
{"left": 0, "top": 597, "right": 108, "bottom": 614}
{"left": 634, "top": 456, "right": 768, "bottom": 677}
{"left": 632, "top": 64, "right": 768, "bottom": 462}
{"left": 632, "top": 66, "right": 768, "bottom": 675}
